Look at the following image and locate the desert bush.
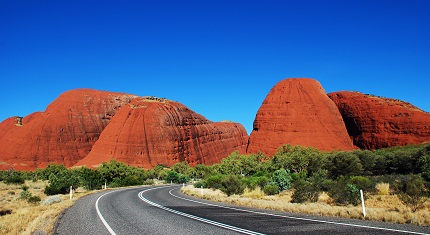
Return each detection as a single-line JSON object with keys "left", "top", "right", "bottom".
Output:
{"left": 263, "top": 183, "right": 279, "bottom": 195}
{"left": 327, "top": 177, "right": 360, "bottom": 206}
{"left": 291, "top": 179, "right": 319, "bottom": 203}
{"left": 328, "top": 152, "right": 363, "bottom": 178}
{"left": 220, "top": 175, "right": 245, "bottom": 196}
{"left": 193, "top": 181, "right": 205, "bottom": 188}
{"left": 19, "top": 190, "right": 32, "bottom": 200}
{"left": 4, "top": 172, "right": 25, "bottom": 185}
{"left": 272, "top": 168, "right": 292, "bottom": 191}
{"left": 74, "top": 167, "right": 105, "bottom": 190}
{"left": 396, "top": 175, "right": 428, "bottom": 212}
{"left": 44, "top": 170, "right": 79, "bottom": 195}
{"left": 350, "top": 176, "right": 373, "bottom": 192}
{"left": 205, "top": 175, "right": 224, "bottom": 189}
{"left": 27, "top": 195, "right": 41, "bottom": 204}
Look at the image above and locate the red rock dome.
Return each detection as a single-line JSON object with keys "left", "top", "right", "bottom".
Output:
{"left": 74, "top": 97, "right": 248, "bottom": 168}
{"left": 0, "top": 89, "right": 136, "bottom": 170}
{"left": 247, "top": 78, "right": 354, "bottom": 156}
{"left": 328, "top": 91, "right": 430, "bottom": 149}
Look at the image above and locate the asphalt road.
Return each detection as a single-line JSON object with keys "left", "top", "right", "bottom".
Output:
{"left": 54, "top": 185, "right": 430, "bottom": 235}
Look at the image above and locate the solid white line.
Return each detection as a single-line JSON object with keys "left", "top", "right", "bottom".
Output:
{"left": 95, "top": 191, "right": 117, "bottom": 235}
{"left": 170, "top": 188, "right": 430, "bottom": 235}
{"left": 138, "top": 187, "right": 265, "bottom": 235}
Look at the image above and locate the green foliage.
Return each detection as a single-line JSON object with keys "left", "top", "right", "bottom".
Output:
{"left": 272, "top": 168, "right": 292, "bottom": 191}
{"left": 272, "top": 145, "right": 326, "bottom": 176}
{"left": 205, "top": 175, "right": 224, "bottom": 189}
{"left": 291, "top": 179, "right": 319, "bottom": 203}
{"left": 39, "top": 164, "right": 68, "bottom": 180}
{"left": 166, "top": 171, "right": 179, "bottom": 183}
{"left": 396, "top": 175, "right": 428, "bottom": 212}
{"left": 350, "top": 176, "right": 373, "bottom": 192}
{"left": 263, "top": 183, "right": 279, "bottom": 195}
{"left": 74, "top": 167, "right": 104, "bottom": 190}
{"left": 97, "top": 160, "right": 147, "bottom": 187}
{"left": 328, "top": 152, "right": 363, "bottom": 178}
{"left": 27, "top": 195, "right": 41, "bottom": 204}
{"left": 171, "top": 161, "right": 191, "bottom": 175}
{"left": 4, "top": 171, "right": 25, "bottom": 185}
{"left": 242, "top": 176, "right": 270, "bottom": 190}
{"left": 220, "top": 175, "right": 245, "bottom": 196}
{"left": 44, "top": 170, "right": 79, "bottom": 195}
{"left": 327, "top": 177, "right": 360, "bottom": 206}
{"left": 19, "top": 190, "right": 32, "bottom": 200}
{"left": 193, "top": 181, "right": 206, "bottom": 188}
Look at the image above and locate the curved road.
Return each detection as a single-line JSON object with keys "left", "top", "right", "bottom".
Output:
{"left": 54, "top": 185, "right": 430, "bottom": 235}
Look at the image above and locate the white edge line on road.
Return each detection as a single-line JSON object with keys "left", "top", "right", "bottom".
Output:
{"left": 96, "top": 191, "right": 117, "bottom": 235}
{"left": 138, "top": 187, "right": 265, "bottom": 235}
{"left": 169, "top": 188, "right": 430, "bottom": 235}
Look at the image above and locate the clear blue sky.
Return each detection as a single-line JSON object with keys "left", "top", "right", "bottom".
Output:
{"left": 1, "top": 0, "right": 429, "bottom": 134}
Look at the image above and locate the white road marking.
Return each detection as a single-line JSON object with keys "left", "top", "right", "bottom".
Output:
{"left": 95, "top": 191, "right": 117, "bottom": 235}
{"left": 169, "top": 188, "right": 430, "bottom": 235}
{"left": 138, "top": 187, "right": 265, "bottom": 235}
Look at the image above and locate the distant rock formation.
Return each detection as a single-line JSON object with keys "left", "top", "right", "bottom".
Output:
{"left": 328, "top": 91, "right": 430, "bottom": 149}
{"left": 247, "top": 78, "right": 354, "bottom": 156}
{"left": 0, "top": 89, "right": 136, "bottom": 170}
{"left": 74, "top": 97, "right": 248, "bottom": 168}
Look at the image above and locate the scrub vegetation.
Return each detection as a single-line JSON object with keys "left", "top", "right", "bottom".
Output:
{"left": 1, "top": 143, "right": 430, "bottom": 234}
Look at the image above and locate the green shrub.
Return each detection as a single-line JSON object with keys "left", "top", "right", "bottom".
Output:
{"left": 193, "top": 181, "right": 206, "bottom": 188}
{"left": 327, "top": 177, "right": 360, "bottom": 206}
{"left": 27, "top": 195, "right": 41, "bottom": 204}
{"left": 4, "top": 172, "right": 25, "bottom": 185}
{"left": 220, "top": 175, "right": 245, "bottom": 196}
{"left": 19, "top": 190, "right": 32, "bottom": 200}
{"left": 350, "top": 176, "right": 373, "bottom": 192}
{"left": 272, "top": 168, "right": 292, "bottom": 191}
{"left": 205, "top": 175, "right": 224, "bottom": 189}
{"left": 291, "top": 179, "right": 319, "bottom": 203}
{"left": 263, "top": 183, "right": 279, "bottom": 195}
{"left": 44, "top": 170, "right": 79, "bottom": 195}
{"left": 396, "top": 175, "right": 428, "bottom": 212}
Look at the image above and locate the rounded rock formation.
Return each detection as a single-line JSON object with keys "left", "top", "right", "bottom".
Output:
{"left": 0, "top": 89, "right": 136, "bottom": 170}
{"left": 247, "top": 78, "right": 354, "bottom": 156}
{"left": 328, "top": 91, "right": 430, "bottom": 149}
{"left": 74, "top": 97, "right": 248, "bottom": 168}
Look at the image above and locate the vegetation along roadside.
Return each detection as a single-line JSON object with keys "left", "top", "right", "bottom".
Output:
{"left": 1, "top": 143, "right": 429, "bottom": 234}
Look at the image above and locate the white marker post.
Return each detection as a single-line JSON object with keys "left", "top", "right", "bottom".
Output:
{"left": 360, "top": 189, "right": 366, "bottom": 217}
{"left": 69, "top": 186, "right": 73, "bottom": 200}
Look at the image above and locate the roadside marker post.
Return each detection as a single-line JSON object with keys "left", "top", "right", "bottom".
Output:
{"left": 360, "top": 189, "right": 366, "bottom": 217}
{"left": 70, "top": 186, "right": 73, "bottom": 200}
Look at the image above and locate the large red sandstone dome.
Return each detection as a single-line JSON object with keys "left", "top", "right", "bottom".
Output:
{"left": 0, "top": 89, "right": 136, "bottom": 170}
{"left": 74, "top": 97, "right": 248, "bottom": 168}
{"left": 247, "top": 78, "right": 354, "bottom": 156}
{"left": 328, "top": 91, "right": 430, "bottom": 149}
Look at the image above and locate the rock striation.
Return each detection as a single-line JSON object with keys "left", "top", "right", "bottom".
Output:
{"left": 247, "top": 78, "right": 354, "bottom": 156}
{"left": 0, "top": 89, "right": 136, "bottom": 170}
{"left": 328, "top": 91, "right": 430, "bottom": 149}
{"left": 74, "top": 97, "right": 248, "bottom": 168}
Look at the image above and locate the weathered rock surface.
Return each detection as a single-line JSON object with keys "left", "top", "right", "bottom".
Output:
{"left": 328, "top": 91, "right": 430, "bottom": 149}
{"left": 247, "top": 78, "right": 354, "bottom": 156}
{"left": 74, "top": 97, "right": 248, "bottom": 168}
{"left": 0, "top": 89, "right": 136, "bottom": 170}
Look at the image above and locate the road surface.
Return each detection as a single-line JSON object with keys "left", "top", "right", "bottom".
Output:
{"left": 54, "top": 185, "right": 430, "bottom": 235}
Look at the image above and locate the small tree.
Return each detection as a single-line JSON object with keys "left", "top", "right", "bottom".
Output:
{"left": 397, "top": 175, "right": 428, "bottom": 212}
{"left": 220, "top": 175, "right": 245, "bottom": 196}
{"left": 272, "top": 168, "right": 292, "bottom": 191}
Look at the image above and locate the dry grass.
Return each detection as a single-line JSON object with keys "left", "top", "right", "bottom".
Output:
{"left": 181, "top": 185, "right": 430, "bottom": 226}
{"left": 0, "top": 181, "right": 95, "bottom": 235}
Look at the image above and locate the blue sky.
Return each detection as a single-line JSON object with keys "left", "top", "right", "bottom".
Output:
{"left": 1, "top": 0, "right": 429, "bottom": 134}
